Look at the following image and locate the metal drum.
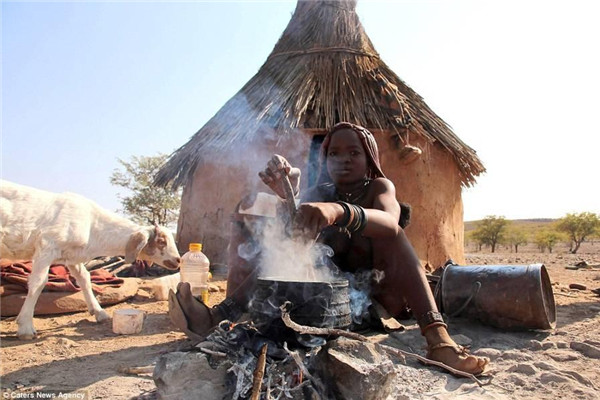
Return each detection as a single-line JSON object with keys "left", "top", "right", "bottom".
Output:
{"left": 439, "top": 264, "right": 556, "bottom": 330}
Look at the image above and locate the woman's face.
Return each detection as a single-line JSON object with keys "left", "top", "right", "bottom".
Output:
{"left": 325, "top": 128, "right": 369, "bottom": 185}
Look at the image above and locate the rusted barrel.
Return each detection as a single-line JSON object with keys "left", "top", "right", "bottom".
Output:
{"left": 249, "top": 277, "right": 351, "bottom": 344}
{"left": 439, "top": 264, "right": 556, "bottom": 330}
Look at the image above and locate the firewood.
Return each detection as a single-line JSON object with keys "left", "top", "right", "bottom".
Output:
{"left": 251, "top": 344, "right": 268, "bottom": 400}
{"left": 279, "top": 302, "right": 486, "bottom": 386}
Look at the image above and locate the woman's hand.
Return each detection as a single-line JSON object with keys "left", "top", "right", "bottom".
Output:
{"left": 258, "top": 154, "right": 301, "bottom": 199}
{"left": 293, "top": 202, "right": 343, "bottom": 240}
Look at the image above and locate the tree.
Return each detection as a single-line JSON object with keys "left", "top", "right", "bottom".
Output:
{"left": 534, "top": 230, "right": 562, "bottom": 253}
{"left": 465, "top": 230, "right": 484, "bottom": 251}
{"left": 110, "top": 154, "right": 182, "bottom": 227}
{"left": 504, "top": 227, "right": 528, "bottom": 253}
{"left": 472, "top": 215, "right": 509, "bottom": 253}
{"left": 556, "top": 212, "right": 600, "bottom": 254}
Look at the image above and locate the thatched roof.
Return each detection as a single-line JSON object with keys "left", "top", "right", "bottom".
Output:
{"left": 155, "top": 0, "right": 485, "bottom": 188}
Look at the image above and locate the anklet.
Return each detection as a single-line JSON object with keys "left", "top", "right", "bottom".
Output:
{"left": 418, "top": 311, "right": 446, "bottom": 333}
{"left": 421, "top": 321, "right": 448, "bottom": 335}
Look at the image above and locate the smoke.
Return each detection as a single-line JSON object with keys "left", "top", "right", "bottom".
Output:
{"left": 345, "top": 270, "right": 374, "bottom": 325}
{"left": 255, "top": 215, "right": 338, "bottom": 282}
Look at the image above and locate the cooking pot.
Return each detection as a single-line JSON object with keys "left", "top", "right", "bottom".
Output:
{"left": 249, "top": 277, "right": 351, "bottom": 344}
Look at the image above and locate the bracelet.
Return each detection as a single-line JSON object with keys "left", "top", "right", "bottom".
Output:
{"left": 353, "top": 204, "right": 368, "bottom": 233}
{"left": 347, "top": 204, "right": 367, "bottom": 233}
{"left": 335, "top": 201, "right": 368, "bottom": 233}
{"left": 335, "top": 201, "right": 352, "bottom": 227}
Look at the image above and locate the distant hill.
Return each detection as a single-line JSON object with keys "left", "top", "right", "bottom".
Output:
{"left": 464, "top": 218, "right": 557, "bottom": 233}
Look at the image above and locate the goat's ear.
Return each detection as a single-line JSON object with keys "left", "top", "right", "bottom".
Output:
{"left": 125, "top": 231, "right": 149, "bottom": 263}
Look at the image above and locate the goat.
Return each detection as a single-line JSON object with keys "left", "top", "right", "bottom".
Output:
{"left": 0, "top": 180, "right": 181, "bottom": 339}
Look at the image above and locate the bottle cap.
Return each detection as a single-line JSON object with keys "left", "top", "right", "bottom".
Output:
{"left": 189, "top": 243, "right": 203, "bottom": 252}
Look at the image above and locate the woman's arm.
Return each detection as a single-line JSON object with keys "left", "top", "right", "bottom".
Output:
{"left": 294, "top": 178, "right": 401, "bottom": 240}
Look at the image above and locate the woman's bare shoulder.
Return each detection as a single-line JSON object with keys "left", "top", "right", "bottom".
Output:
{"left": 370, "top": 177, "right": 396, "bottom": 193}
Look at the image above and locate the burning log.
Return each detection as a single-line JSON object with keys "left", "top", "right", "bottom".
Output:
{"left": 251, "top": 344, "right": 268, "bottom": 400}
{"left": 279, "top": 302, "right": 486, "bottom": 386}
{"left": 283, "top": 342, "right": 326, "bottom": 396}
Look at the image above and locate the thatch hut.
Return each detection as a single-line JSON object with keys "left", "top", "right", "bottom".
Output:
{"left": 155, "top": 0, "right": 485, "bottom": 270}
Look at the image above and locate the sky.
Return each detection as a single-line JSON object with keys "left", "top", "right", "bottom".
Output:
{"left": 2, "top": 0, "right": 599, "bottom": 221}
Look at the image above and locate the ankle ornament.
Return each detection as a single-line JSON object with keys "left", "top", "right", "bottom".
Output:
{"left": 418, "top": 311, "right": 447, "bottom": 334}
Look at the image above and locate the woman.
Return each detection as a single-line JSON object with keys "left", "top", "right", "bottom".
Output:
{"left": 170, "top": 122, "right": 488, "bottom": 375}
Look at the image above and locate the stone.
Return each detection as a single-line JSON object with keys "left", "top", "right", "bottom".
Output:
{"left": 584, "top": 339, "right": 600, "bottom": 347}
{"left": 570, "top": 341, "right": 600, "bottom": 359}
{"left": 500, "top": 350, "right": 534, "bottom": 362}
{"left": 317, "top": 339, "right": 398, "bottom": 400}
{"left": 569, "top": 283, "right": 587, "bottom": 290}
{"left": 153, "top": 351, "right": 231, "bottom": 400}
{"left": 540, "top": 372, "right": 570, "bottom": 384}
{"left": 529, "top": 340, "right": 543, "bottom": 350}
{"left": 507, "top": 363, "right": 538, "bottom": 375}
{"left": 556, "top": 341, "right": 569, "bottom": 349}
{"left": 546, "top": 351, "right": 580, "bottom": 362}
{"left": 534, "top": 361, "right": 558, "bottom": 371}
{"left": 541, "top": 341, "right": 556, "bottom": 350}
{"left": 473, "top": 348, "right": 502, "bottom": 360}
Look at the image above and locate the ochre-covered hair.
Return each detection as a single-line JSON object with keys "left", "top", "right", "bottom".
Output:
{"left": 318, "top": 122, "right": 386, "bottom": 183}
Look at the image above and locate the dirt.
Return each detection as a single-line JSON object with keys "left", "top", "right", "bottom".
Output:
{"left": 1, "top": 245, "right": 599, "bottom": 399}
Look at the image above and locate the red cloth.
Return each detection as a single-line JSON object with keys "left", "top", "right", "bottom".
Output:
{"left": 0, "top": 259, "right": 124, "bottom": 296}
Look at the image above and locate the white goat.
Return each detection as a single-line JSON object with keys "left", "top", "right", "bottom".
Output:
{"left": 0, "top": 180, "right": 181, "bottom": 340}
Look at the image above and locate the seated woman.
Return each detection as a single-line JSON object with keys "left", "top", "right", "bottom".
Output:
{"left": 169, "top": 122, "right": 488, "bottom": 375}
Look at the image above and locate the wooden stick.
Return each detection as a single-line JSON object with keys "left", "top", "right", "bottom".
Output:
{"left": 117, "top": 365, "right": 155, "bottom": 375}
{"left": 283, "top": 343, "right": 325, "bottom": 396}
{"left": 198, "top": 348, "right": 228, "bottom": 358}
{"left": 251, "top": 344, "right": 268, "bottom": 400}
{"left": 279, "top": 302, "right": 485, "bottom": 386}
{"left": 281, "top": 175, "right": 297, "bottom": 220}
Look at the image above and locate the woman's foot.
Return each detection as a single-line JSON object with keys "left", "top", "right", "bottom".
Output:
{"left": 424, "top": 325, "right": 489, "bottom": 375}
{"left": 426, "top": 341, "right": 489, "bottom": 375}
{"left": 168, "top": 282, "right": 222, "bottom": 341}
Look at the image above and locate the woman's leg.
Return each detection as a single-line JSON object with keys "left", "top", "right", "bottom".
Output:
{"left": 372, "top": 229, "right": 488, "bottom": 375}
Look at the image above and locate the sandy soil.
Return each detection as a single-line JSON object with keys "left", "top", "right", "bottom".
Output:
{"left": 1, "top": 246, "right": 599, "bottom": 399}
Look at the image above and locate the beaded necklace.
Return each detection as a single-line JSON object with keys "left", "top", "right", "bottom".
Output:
{"left": 335, "top": 179, "right": 372, "bottom": 204}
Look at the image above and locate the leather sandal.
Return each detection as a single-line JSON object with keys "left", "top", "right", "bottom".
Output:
{"left": 426, "top": 342, "right": 489, "bottom": 376}
{"left": 168, "top": 288, "right": 214, "bottom": 343}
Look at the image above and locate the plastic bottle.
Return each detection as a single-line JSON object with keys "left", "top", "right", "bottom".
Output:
{"left": 180, "top": 243, "right": 210, "bottom": 303}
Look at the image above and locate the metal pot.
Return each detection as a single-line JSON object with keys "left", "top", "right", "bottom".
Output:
{"left": 249, "top": 277, "right": 351, "bottom": 343}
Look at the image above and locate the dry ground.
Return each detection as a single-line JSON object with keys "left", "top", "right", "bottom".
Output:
{"left": 1, "top": 244, "right": 599, "bottom": 399}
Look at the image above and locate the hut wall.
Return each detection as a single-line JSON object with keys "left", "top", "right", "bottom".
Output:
{"left": 375, "top": 131, "right": 465, "bottom": 269}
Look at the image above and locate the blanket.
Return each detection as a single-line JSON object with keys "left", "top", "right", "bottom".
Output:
{"left": 0, "top": 259, "right": 124, "bottom": 297}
